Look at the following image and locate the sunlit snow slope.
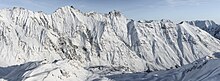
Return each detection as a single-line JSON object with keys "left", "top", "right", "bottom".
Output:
{"left": 0, "top": 6, "right": 220, "bottom": 81}
{"left": 101, "top": 52, "right": 220, "bottom": 81}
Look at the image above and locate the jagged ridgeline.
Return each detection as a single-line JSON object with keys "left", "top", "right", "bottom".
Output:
{"left": 0, "top": 6, "right": 220, "bottom": 72}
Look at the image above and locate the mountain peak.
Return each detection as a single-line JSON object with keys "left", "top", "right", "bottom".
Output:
{"left": 160, "top": 19, "right": 173, "bottom": 23}
{"left": 108, "top": 10, "right": 122, "bottom": 16}
{"left": 54, "top": 6, "right": 81, "bottom": 13}
{"left": 12, "top": 7, "right": 26, "bottom": 10}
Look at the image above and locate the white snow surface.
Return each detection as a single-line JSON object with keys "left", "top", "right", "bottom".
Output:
{"left": 97, "top": 52, "right": 220, "bottom": 81}
{"left": 0, "top": 59, "right": 92, "bottom": 81}
{"left": 0, "top": 6, "right": 220, "bottom": 81}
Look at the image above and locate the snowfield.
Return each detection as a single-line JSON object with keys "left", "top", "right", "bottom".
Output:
{"left": 0, "top": 6, "right": 219, "bottom": 81}
{"left": 97, "top": 52, "right": 220, "bottom": 81}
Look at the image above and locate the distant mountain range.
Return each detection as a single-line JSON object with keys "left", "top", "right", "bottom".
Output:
{"left": 186, "top": 20, "right": 220, "bottom": 39}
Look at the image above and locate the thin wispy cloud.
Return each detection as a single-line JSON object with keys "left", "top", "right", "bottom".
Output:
{"left": 165, "top": 0, "right": 208, "bottom": 6}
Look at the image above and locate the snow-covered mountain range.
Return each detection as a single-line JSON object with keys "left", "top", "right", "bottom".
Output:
{"left": 0, "top": 6, "right": 220, "bottom": 81}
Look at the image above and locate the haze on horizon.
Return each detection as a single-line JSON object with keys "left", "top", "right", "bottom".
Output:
{"left": 0, "top": 0, "right": 219, "bottom": 23}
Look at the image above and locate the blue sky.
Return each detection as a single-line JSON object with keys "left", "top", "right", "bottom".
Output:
{"left": 0, "top": 0, "right": 220, "bottom": 23}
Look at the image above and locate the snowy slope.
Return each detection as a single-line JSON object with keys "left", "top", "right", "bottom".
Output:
{"left": 0, "top": 6, "right": 220, "bottom": 81}
{"left": 101, "top": 52, "right": 220, "bottom": 81}
{"left": 0, "top": 59, "right": 92, "bottom": 81}
{"left": 185, "top": 20, "right": 220, "bottom": 39}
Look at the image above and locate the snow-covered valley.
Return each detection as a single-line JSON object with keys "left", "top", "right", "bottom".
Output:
{"left": 0, "top": 6, "right": 220, "bottom": 81}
